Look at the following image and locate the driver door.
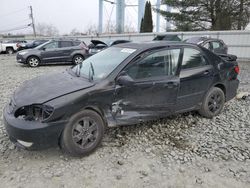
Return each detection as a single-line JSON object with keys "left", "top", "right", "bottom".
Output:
{"left": 113, "top": 48, "right": 181, "bottom": 125}
{"left": 40, "top": 41, "right": 61, "bottom": 62}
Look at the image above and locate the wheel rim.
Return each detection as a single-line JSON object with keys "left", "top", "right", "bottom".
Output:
{"left": 208, "top": 92, "right": 222, "bottom": 113}
{"left": 7, "top": 49, "right": 13, "bottom": 54}
{"left": 74, "top": 56, "right": 83, "bottom": 64}
{"left": 29, "top": 58, "right": 39, "bottom": 67}
{"left": 72, "top": 117, "right": 98, "bottom": 149}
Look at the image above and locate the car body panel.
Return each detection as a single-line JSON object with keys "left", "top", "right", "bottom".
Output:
{"left": 14, "top": 71, "right": 94, "bottom": 107}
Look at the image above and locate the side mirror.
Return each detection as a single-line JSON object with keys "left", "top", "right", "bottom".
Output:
{"left": 116, "top": 74, "right": 134, "bottom": 86}
{"left": 42, "top": 47, "right": 46, "bottom": 51}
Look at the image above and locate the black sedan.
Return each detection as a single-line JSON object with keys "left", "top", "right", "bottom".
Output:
{"left": 4, "top": 42, "right": 239, "bottom": 157}
{"left": 88, "top": 39, "right": 131, "bottom": 56}
{"left": 16, "top": 39, "right": 88, "bottom": 67}
{"left": 17, "top": 39, "right": 49, "bottom": 51}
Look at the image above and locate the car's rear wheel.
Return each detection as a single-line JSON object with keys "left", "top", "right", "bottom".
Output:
{"left": 6, "top": 47, "right": 14, "bottom": 54}
{"left": 27, "top": 56, "right": 40, "bottom": 67}
{"left": 73, "top": 55, "right": 84, "bottom": 65}
{"left": 199, "top": 87, "right": 225, "bottom": 118}
{"left": 60, "top": 110, "right": 105, "bottom": 157}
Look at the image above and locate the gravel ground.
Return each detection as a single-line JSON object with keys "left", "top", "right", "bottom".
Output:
{"left": 0, "top": 55, "right": 249, "bottom": 188}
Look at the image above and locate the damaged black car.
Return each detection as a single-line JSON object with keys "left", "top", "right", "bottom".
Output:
{"left": 3, "top": 42, "right": 239, "bottom": 157}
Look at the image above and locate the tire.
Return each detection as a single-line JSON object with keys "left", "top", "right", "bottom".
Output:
{"left": 198, "top": 87, "right": 225, "bottom": 118}
{"left": 60, "top": 110, "right": 105, "bottom": 157}
{"left": 6, "top": 47, "right": 14, "bottom": 54}
{"left": 72, "top": 55, "right": 84, "bottom": 65}
{"left": 27, "top": 56, "right": 40, "bottom": 67}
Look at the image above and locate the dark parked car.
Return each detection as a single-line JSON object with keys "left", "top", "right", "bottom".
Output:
{"left": 185, "top": 37, "right": 228, "bottom": 54}
{"left": 88, "top": 39, "right": 131, "bottom": 56}
{"left": 153, "top": 34, "right": 182, "bottom": 41}
{"left": 16, "top": 39, "right": 88, "bottom": 67}
{"left": 17, "top": 39, "right": 49, "bottom": 51}
{"left": 4, "top": 42, "right": 239, "bottom": 157}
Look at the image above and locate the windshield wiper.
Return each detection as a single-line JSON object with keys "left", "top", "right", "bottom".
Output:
{"left": 89, "top": 62, "right": 95, "bottom": 81}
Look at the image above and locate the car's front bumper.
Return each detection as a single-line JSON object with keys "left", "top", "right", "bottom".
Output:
{"left": 16, "top": 54, "right": 26, "bottom": 64}
{"left": 3, "top": 107, "right": 67, "bottom": 150}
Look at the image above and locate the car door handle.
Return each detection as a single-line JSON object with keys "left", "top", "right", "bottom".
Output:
{"left": 164, "top": 82, "right": 178, "bottom": 88}
{"left": 203, "top": 70, "right": 210, "bottom": 75}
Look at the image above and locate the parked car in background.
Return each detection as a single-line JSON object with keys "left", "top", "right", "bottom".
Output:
{"left": 88, "top": 39, "right": 131, "bottom": 56}
{"left": 17, "top": 39, "right": 48, "bottom": 51}
{"left": 185, "top": 37, "right": 228, "bottom": 55}
{"left": 16, "top": 39, "right": 88, "bottom": 67}
{"left": 4, "top": 41, "right": 239, "bottom": 156}
{"left": 0, "top": 40, "right": 27, "bottom": 54}
{"left": 153, "top": 34, "right": 182, "bottom": 41}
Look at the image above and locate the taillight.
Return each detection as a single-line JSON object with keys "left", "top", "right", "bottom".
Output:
{"left": 234, "top": 65, "right": 240, "bottom": 74}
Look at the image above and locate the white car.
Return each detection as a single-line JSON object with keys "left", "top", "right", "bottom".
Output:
{"left": 0, "top": 40, "right": 27, "bottom": 54}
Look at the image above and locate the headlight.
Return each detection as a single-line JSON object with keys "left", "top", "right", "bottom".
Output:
{"left": 19, "top": 51, "right": 28, "bottom": 55}
{"left": 15, "top": 104, "right": 54, "bottom": 122}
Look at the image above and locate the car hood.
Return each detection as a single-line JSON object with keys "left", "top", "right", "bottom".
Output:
{"left": 14, "top": 71, "right": 94, "bottom": 106}
{"left": 90, "top": 40, "right": 108, "bottom": 46}
{"left": 18, "top": 48, "right": 39, "bottom": 54}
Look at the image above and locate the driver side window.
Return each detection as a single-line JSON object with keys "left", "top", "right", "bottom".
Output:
{"left": 43, "top": 41, "right": 59, "bottom": 49}
{"left": 126, "top": 49, "right": 180, "bottom": 80}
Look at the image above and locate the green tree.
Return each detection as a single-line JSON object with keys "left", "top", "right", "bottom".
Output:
{"left": 140, "top": 18, "right": 144, "bottom": 33}
{"left": 140, "top": 1, "right": 153, "bottom": 32}
{"left": 155, "top": 0, "right": 250, "bottom": 31}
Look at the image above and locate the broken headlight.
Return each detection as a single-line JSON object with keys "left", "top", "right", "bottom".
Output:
{"left": 14, "top": 105, "right": 54, "bottom": 122}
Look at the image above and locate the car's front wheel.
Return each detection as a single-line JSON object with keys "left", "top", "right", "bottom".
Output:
{"left": 27, "top": 56, "right": 40, "bottom": 67}
{"left": 199, "top": 87, "right": 225, "bottom": 118}
{"left": 60, "top": 110, "right": 105, "bottom": 157}
{"left": 73, "top": 55, "right": 84, "bottom": 65}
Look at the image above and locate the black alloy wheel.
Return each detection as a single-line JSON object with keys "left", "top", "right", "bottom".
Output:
{"left": 199, "top": 87, "right": 225, "bottom": 118}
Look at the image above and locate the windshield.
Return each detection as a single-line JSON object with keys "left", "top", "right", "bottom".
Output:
{"left": 71, "top": 46, "right": 137, "bottom": 81}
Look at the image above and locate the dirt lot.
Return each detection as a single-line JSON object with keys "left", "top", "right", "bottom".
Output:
{"left": 0, "top": 55, "right": 250, "bottom": 188}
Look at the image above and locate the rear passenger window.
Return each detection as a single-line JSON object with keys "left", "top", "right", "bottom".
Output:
{"left": 60, "top": 41, "right": 72, "bottom": 48}
{"left": 181, "top": 48, "right": 208, "bottom": 69}
{"left": 211, "top": 41, "right": 222, "bottom": 49}
{"left": 73, "top": 41, "right": 81, "bottom": 46}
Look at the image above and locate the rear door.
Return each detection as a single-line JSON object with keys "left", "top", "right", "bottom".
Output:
{"left": 58, "top": 41, "right": 75, "bottom": 61}
{"left": 176, "top": 47, "right": 214, "bottom": 112}
{"left": 113, "top": 48, "right": 181, "bottom": 124}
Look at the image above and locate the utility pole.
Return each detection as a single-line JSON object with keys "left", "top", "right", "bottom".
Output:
{"left": 29, "top": 6, "right": 36, "bottom": 37}
{"left": 116, "top": 0, "right": 125, "bottom": 33}
{"left": 98, "top": 0, "right": 103, "bottom": 34}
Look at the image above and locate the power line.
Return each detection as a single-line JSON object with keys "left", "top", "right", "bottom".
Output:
{"left": 0, "top": 19, "right": 30, "bottom": 29}
{"left": 0, "top": 24, "right": 31, "bottom": 33}
{"left": 0, "top": 7, "right": 28, "bottom": 18}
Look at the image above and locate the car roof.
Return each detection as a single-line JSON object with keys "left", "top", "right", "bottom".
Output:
{"left": 115, "top": 41, "right": 198, "bottom": 50}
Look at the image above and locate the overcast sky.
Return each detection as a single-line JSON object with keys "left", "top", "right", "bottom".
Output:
{"left": 0, "top": 0, "right": 167, "bottom": 35}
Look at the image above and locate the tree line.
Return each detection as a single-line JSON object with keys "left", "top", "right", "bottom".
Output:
{"left": 156, "top": 0, "right": 250, "bottom": 31}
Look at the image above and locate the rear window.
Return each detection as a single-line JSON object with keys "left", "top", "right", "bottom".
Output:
{"left": 72, "top": 41, "right": 81, "bottom": 46}
{"left": 60, "top": 41, "right": 73, "bottom": 48}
